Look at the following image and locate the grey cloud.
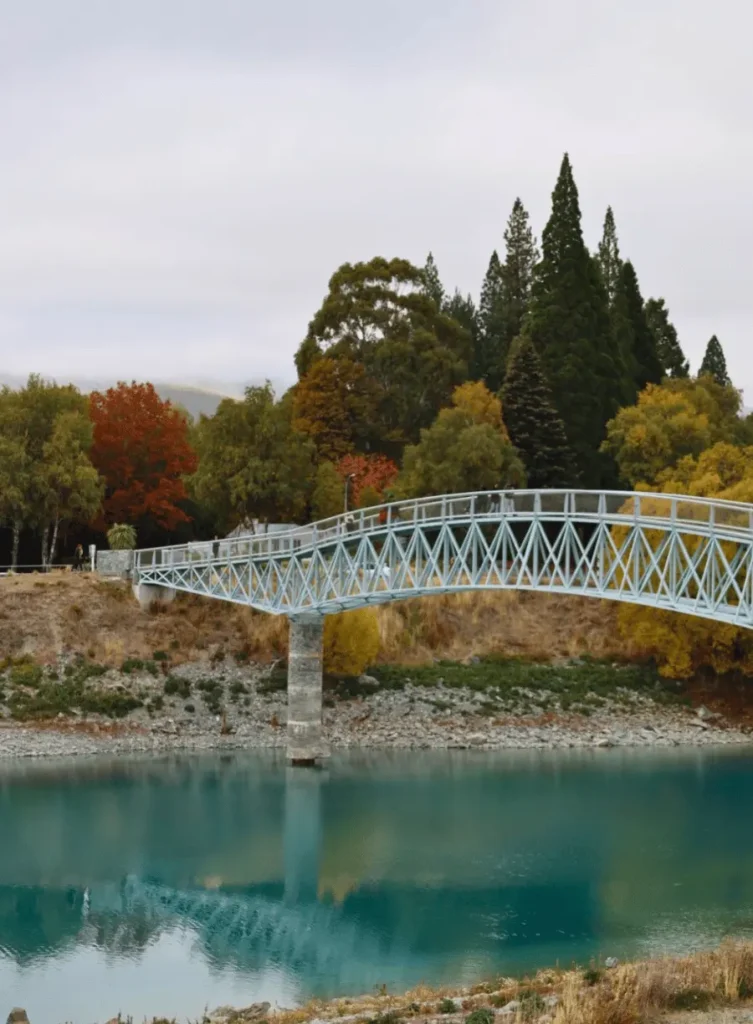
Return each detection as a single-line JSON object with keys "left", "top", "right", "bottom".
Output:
{"left": 0, "top": 0, "right": 752, "bottom": 396}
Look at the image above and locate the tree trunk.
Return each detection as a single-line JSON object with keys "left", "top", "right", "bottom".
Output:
{"left": 48, "top": 518, "right": 60, "bottom": 568}
{"left": 11, "top": 520, "right": 20, "bottom": 572}
{"left": 41, "top": 524, "right": 49, "bottom": 571}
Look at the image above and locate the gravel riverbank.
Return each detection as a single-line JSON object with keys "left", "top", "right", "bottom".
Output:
{"left": 0, "top": 657, "right": 750, "bottom": 759}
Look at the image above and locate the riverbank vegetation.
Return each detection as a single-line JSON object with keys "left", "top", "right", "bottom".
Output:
{"left": 0, "top": 153, "right": 750, "bottom": 684}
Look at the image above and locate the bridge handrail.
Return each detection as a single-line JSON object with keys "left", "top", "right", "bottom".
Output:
{"left": 134, "top": 488, "right": 753, "bottom": 571}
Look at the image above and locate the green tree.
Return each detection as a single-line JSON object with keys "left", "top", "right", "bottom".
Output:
{"left": 443, "top": 289, "right": 478, "bottom": 356}
{"left": 501, "top": 336, "right": 575, "bottom": 487}
{"left": 525, "top": 154, "right": 620, "bottom": 484}
{"left": 596, "top": 206, "right": 622, "bottom": 305}
{"left": 399, "top": 382, "right": 525, "bottom": 497}
{"left": 644, "top": 297, "right": 689, "bottom": 378}
{"left": 619, "top": 261, "right": 662, "bottom": 392}
{"left": 192, "top": 383, "right": 315, "bottom": 531}
{"left": 0, "top": 433, "right": 31, "bottom": 570}
{"left": 501, "top": 198, "right": 539, "bottom": 352}
{"left": 37, "top": 410, "right": 103, "bottom": 566}
{"left": 422, "top": 252, "right": 445, "bottom": 309}
{"left": 475, "top": 251, "right": 507, "bottom": 388}
{"left": 296, "top": 257, "right": 470, "bottom": 454}
{"left": 311, "top": 461, "right": 344, "bottom": 520}
{"left": 699, "top": 334, "right": 731, "bottom": 386}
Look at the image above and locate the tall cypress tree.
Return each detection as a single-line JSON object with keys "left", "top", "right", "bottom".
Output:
{"left": 613, "top": 260, "right": 662, "bottom": 394}
{"left": 596, "top": 206, "right": 622, "bottom": 305}
{"left": 422, "top": 252, "right": 445, "bottom": 310}
{"left": 525, "top": 154, "right": 618, "bottom": 485}
{"left": 475, "top": 252, "right": 507, "bottom": 389}
{"left": 502, "top": 336, "right": 576, "bottom": 487}
{"left": 699, "top": 335, "right": 731, "bottom": 385}
{"left": 501, "top": 198, "right": 539, "bottom": 350}
{"left": 644, "top": 297, "right": 689, "bottom": 378}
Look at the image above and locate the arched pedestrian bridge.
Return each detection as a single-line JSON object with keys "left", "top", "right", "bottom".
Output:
{"left": 134, "top": 489, "right": 753, "bottom": 762}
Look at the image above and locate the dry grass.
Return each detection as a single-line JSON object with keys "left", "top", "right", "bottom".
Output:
{"left": 266, "top": 941, "right": 753, "bottom": 1024}
{"left": 0, "top": 573, "right": 633, "bottom": 669}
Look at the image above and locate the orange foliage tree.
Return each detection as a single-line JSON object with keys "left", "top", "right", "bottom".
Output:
{"left": 336, "top": 453, "right": 399, "bottom": 507}
{"left": 292, "top": 357, "right": 375, "bottom": 462}
{"left": 89, "top": 382, "right": 198, "bottom": 533}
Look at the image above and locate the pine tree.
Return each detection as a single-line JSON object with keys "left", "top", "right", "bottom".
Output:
{"left": 642, "top": 297, "right": 688, "bottom": 379}
{"left": 475, "top": 252, "right": 507, "bottom": 389}
{"left": 502, "top": 336, "right": 576, "bottom": 487}
{"left": 596, "top": 206, "right": 622, "bottom": 305}
{"left": 422, "top": 252, "right": 445, "bottom": 309}
{"left": 525, "top": 154, "right": 620, "bottom": 485}
{"left": 444, "top": 289, "right": 478, "bottom": 350}
{"left": 501, "top": 198, "right": 539, "bottom": 350}
{"left": 614, "top": 260, "right": 662, "bottom": 394}
{"left": 699, "top": 335, "right": 731, "bottom": 386}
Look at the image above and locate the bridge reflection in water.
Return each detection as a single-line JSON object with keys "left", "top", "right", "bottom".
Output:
{"left": 4, "top": 748, "right": 753, "bottom": 1014}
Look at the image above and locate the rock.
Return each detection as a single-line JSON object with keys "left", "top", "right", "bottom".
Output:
{"left": 498, "top": 1000, "right": 521, "bottom": 1015}
{"left": 595, "top": 737, "right": 614, "bottom": 748}
{"left": 543, "top": 995, "right": 559, "bottom": 1008}
{"left": 605, "top": 956, "right": 619, "bottom": 968}
{"left": 7, "top": 1011, "right": 30, "bottom": 1024}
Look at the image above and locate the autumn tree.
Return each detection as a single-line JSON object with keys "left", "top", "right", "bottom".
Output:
{"left": 619, "top": 443, "right": 753, "bottom": 679}
{"left": 399, "top": 381, "right": 525, "bottom": 497}
{"left": 297, "top": 257, "right": 471, "bottom": 455}
{"left": 89, "top": 382, "right": 197, "bottom": 539}
{"left": 601, "top": 376, "right": 743, "bottom": 487}
{"left": 336, "top": 453, "right": 399, "bottom": 507}
{"left": 292, "top": 357, "right": 374, "bottom": 460}
{"left": 699, "top": 335, "right": 731, "bottom": 386}
{"left": 192, "top": 384, "right": 315, "bottom": 531}
{"left": 645, "top": 298, "right": 689, "bottom": 379}
{"left": 502, "top": 336, "right": 575, "bottom": 487}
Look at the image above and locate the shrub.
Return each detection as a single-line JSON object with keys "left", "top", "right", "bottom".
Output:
{"left": 438, "top": 999, "right": 457, "bottom": 1014}
{"left": 184, "top": 702, "right": 195, "bottom": 713}
{"left": 323, "top": 608, "right": 380, "bottom": 676}
{"left": 10, "top": 662, "right": 43, "bottom": 688}
{"left": 107, "top": 523, "right": 137, "bottom": 550}
{"left": 583, "top": 968, "right": 602, "bottom": 986}
{"left": 465, "top": 1011, "right": 493, "bottom": 1024}
{"left": 153, "top": 650, "right": 170, "bottom": 662}
{"left": 121, "top": 658, "right": 144, "bottom": 674}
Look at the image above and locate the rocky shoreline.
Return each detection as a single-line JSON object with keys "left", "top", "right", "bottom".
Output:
{"left": 0, "top": 656, "right": 750, "bottom": 759}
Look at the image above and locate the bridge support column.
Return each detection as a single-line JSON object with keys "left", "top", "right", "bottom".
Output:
{"left": 132, "top": 582, "right": 177, "bottom": 610}
{"left": 287, "top": 614, "right": 328, "bottom": 766}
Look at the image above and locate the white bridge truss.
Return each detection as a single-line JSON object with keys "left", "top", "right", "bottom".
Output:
{"left": 135, "top": 490, "right": 753, "bottom": 627}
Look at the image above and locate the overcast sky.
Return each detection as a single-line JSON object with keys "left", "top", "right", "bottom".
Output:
{"left": 1, "top": 0, "right": 750, "bottom": 397}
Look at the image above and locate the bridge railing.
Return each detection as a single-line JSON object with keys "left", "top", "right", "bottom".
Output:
{"left": 134, "top": 489, "right": 753, "bottom": 573}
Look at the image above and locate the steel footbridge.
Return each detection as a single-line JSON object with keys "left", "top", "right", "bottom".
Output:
{"left": 135, "top": 489, "right": 753, "bottom": 628}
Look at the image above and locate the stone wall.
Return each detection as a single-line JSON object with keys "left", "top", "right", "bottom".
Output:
{"left": 96, "top": 549, "right": 134, "bottom": 578}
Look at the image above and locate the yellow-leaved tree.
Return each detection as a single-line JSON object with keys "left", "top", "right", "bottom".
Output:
{"left": 601, "top": 376, "right": 744, "bottom": 488}
{"left": 323, "top": 609, "right": 380, "bottom": 676}
{"left": 618, "top": 442, "right": 753, "bottom": 678}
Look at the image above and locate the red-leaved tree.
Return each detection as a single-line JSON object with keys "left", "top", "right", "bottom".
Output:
{"left": 336, "top": 453, "right": 399, "bottom": 507}
{"left": 89, "top": 382, "right": 198, "bottom": 533}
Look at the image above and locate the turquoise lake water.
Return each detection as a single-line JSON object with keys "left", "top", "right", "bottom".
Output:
{"left": 2, "top": 748, "right": 753, "bottom": 1022}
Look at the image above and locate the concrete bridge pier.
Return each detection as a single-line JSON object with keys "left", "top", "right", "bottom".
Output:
{"left": 287, "top": 614, "right": 329, "bottom": 766}
{"left": 132, "top": 582, "right": 177, "bottom": 610}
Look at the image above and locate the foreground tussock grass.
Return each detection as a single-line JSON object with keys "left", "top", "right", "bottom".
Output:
{"left": 266, "top": 941, "right": 753, "bottom": 1024}
{"left": 0, "top": 573, "right": 631, "bottom": 669}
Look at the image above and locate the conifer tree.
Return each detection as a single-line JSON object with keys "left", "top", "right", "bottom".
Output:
{"left": 699, "top": 335, "right": 731, "bottom": 386}
{"left": 444, "top": 289, "right": 478, "bottom": 353}
{"left": 525, "top": 154, "right": 619, "bottom": 485}
{"left": 422, "top": 252, "right": 445, "bottom": 309}
{"left": 644, "top": 298, "right": 689, "bottom": 379}
{"left": 501, "top": 198, "right": 539, "bottom": 349}
{"left": 614, "top": 260, "right": 662, "bottom": 393}
{"left": 475, "top": 252, "right": 507, "bottom": 389}
{"left": 502, "top": 336, "right": 576, "bottom": 487}
{"left": 596, "top": 206, "right": 622, "bottom": 305}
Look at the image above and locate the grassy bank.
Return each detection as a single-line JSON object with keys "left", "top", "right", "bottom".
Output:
{"left": 0, "top": 573, "right": 631, "bottom": 669}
